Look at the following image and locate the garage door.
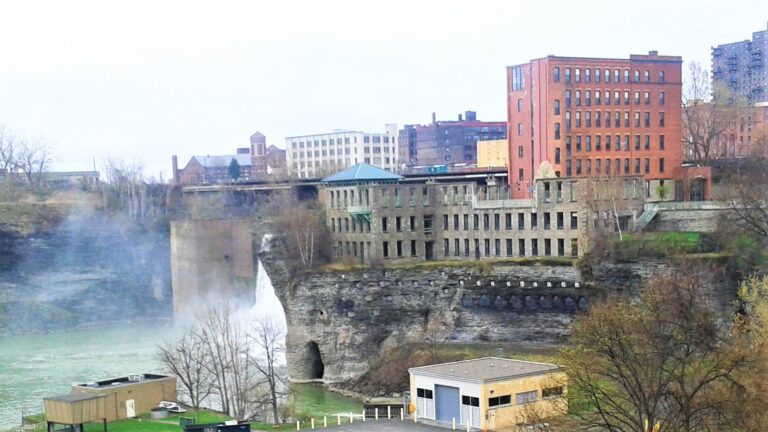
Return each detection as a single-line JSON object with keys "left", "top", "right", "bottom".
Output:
{"left": 435, "top": 385, "right": 460, "bottom": 423}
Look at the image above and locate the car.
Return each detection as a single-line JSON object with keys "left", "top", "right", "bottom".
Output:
{"left": 157, "top": 401, "right": 187, "bottom": 413}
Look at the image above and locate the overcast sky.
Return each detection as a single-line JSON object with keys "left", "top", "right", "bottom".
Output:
{"left": 1, "top": 0, "right": 766, "bottom": 180}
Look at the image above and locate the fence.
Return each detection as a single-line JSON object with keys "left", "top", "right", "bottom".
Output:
{"left": 293, "top": 408, "right": 479, "bottom": 431}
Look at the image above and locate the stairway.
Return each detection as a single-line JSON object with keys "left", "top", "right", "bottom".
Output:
{"left": 634, "top": 203, "right": 659, "bottom": 232}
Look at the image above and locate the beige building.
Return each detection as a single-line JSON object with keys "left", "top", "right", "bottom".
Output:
{"left": 477, "top": 139, "right": 509, "bottom": 168}
{"left": 320, "top": 163, "right": 645, "bottom": 264}
{"left": 409, "top": 357, "right": 567, "bottom": 430}
{"left": 45, "top": 373, "right": 177, "bottom": 428}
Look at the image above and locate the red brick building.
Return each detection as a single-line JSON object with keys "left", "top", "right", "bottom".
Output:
{"left": 507, "top": 52, "right": 686, "bottom": 200}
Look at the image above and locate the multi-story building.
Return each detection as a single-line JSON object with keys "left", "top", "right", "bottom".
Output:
{"left": 507, "top": 52, "right": 684, "bottom": 201}
{"left": 286, "top": 125, "right": 399, "bottom": 179}
{"left": 176, "top": 149, "right": 254, "bottom": 184}
{"left": 398, "top": 112, "right": 507, "bottom": 168}
{"left": 684, "top": 102, "right": 768, "bottom": 160}
{"left": 320, "top": 163, "right": 644, "bottom": 264}
{"left": 712, "top": 24, "right": 768, "bottom": 104}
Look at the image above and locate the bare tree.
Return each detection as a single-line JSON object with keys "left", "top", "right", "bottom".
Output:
{"left": 249, "top": 318, "right": 287, "bottom": 423}
{"left": 14, "top": 137, "right": 51, "bottom": 187}
{"left": 683, "top": 62, "right": 744, "bottom": 164}
{"left": 722, "top": 158, "right": 768, "bottom": 238}
{"left": 157, "top": 332, "right": 213, "bottom": 410}
{"left": 0, "top": 126, "right": 18, "bottom": 178}
{"left": 265, "top": 191, "right": 331, "bottom": 271}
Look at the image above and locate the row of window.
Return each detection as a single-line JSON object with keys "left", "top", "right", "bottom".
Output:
{"left": 559, "top": 134, "right": 666, "bottom": 156}
{"left": 441, "top": 237, "right": 579, "bottom": 258}
{"left": 439, "top": 211, "right": 578, "bottom": 232}
{"left": 290, "top": 135, "right": 394, "bottom": 148}
{"left": 554, "top": 66, "right": 666, "bottom": 84}
{"left": 557, "top": 111, "right": 665, "bottom": 135}
{"left": 561, "top": 90, "right": 665, "bottom": 108}
{"left": 416, "top": 387, "right": 563, "bottom": 407}
{"left": 291, "top": 146, "right": 394, "bottom": 159}
{"left": 294, "top": 157, "right": 393, "bottom": 171}
{"left": 564, "top": 157, "right": 665, "bottom": 177}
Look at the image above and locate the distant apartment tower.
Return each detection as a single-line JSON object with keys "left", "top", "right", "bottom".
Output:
{"left": 712, "top": 24, "right": 768, "bottom": 103}
{"left": 286, "top": 124, "right": 398, "bottom": 178}
{"left": 507, "top": 52, "right": 683, "bottom": 199}
{"left": 398, "top": 112, "right": 506, "bottom": 167}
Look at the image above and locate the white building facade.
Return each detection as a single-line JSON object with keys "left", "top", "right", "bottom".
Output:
{"left": 286, "top": 124, "right": 398, "bottom": 178}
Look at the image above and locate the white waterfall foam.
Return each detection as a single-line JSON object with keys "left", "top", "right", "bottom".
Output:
{"left": 249, "top": 234, "right": 287, "bottom": 333}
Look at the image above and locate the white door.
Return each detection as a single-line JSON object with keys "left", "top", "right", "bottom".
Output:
{"left": 126, "top": 399, "right": 136, "bottom": 418}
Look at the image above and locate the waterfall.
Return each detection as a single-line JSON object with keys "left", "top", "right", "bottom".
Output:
{"left": 250, "top": 234, "right": 287, "bottom": 334}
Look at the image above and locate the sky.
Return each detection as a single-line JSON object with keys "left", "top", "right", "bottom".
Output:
{"left": 1, "top": 0, "right": 767, "bottom": 181}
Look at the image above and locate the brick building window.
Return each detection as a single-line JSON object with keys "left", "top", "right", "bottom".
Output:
{"left": 576, "top": 111, "right": 582, "bottom": 128}
{"left": 634, "top": 158, "right": 640, "bottom": 174}
{"left": 659, "top": 158, "right": 665, "bottom": 173}
{"left": 644, "top": 135, "right": 650, "bottom": 150}
{"left": 634, "top": 70, "right": 640, "bottom": 82}
{"left": 605, "top": 90, "right": 611, "bottom": 105}
{"left": 644, "top": 158, "right": 650, "bottom": 174}
{"left": 614, "top": 69, "right": 620, "bottom": 83}
{"left": 565, "top": 67, "right": 571, "bottom": 83}
{"left": 624, "top": 158, "right": 630, "bottom": 174}
{"left": 511, "top": 66, "right": 525, "bottom": 90}
{"left": 605, "top": 158, "right": 612, "bottom": 174}
{"left": 518, "top": 169, "right": 524, "bottom": 182}
{"left": 586, "top": 135, "right": 592, "bottom": 151}
{"left": 595, "top": 91, "right": 601, "bottom": 106}
{"left": 634, "top": 91, "right": 640, "bottom": 105}
{"left": 624, "top": 112, "right": 630, "bottom": 127}
{"left": 644, "top": 70, "right": 650, "bottom": 82}
{"left": 595, "top": 68, "right": 601, "bottom": 83}
{"left": 634, "top": 112, "right": 640, "bottom": 127}
{"left": 659, "top": 92, "right": 665, "bottom": 106}
{"left": 623, "top": 91, "right": 630, "bottom": 106}
{"left": 585, "top": 112, "right": 591, "bottom": 128}
{"left": 585, "top": 68, "right": 591, "bottom": 83}
{"left": 586, "top": 90, "right": 591, "bottom": 106}
{"left": 605, "top": 135, "right": 611, "bottom": 150}
{"left": 518, "top": 146, "right": 524, "bottom": 158}
{"left": 565, "top": 90, "right": 571, "bottom": 108}
{"left": 624, "top": 135, "right": 630, "bottom": 150}
{"left": 517, "top": 98, "right": 523, "bottom": 112}
{"left": 596, "top": 135, "right": 602, "bottom": 151}
{"left": 553, "top": 67, "right": 560, "bottom": 82}
{"left": 565, "top": 159, "right": 572, "bottom": 176}
{"left": 659, "top": 135, "right": 665, "bottom": 150}
{"left": 575, "top": 68, "right": 581, "bottom": 83}
{"left": 518, "top": 123, "right": 523, "bottom": 136}
{"left": 576, "top": 90, "right": 581, "bottom": 106}
{"left": 614, "top": 91, "right": 620, "bottom": 105}
{"left": 623, "top": 69, "right": 630, "bottom": 83}
{"left": 554, "top": 99, "right": 560, "bottom": 115}
{"left": 644, "top": 112, "right": 650, "bottom": 127}
{"left": 596, "top": 112, "right": 602, "bottom": 128}
{"left": 565, "top": 112, "right": 571, "bottom": 132}
{"left": 576, "top": 136, "right": 582, "bottom": 151}
{"left": 659, "top": 70, "right": 666, "bottom": 83}
{"left": 555, "top": 123, "right": 561, "bottom": 140}
{"left": 604, "top": 69, "right": 610, "bottom": 83}
{"left": 566, "top": 136, "right": 572, "bottom": 156}
{"left": 634, "top": 135, "right": 641, "bottom": 150}
{"left": 555, "top": 148, "right": 561, "bottom": 164}
{"left": 576, "top": 159, "right": 582, "bottom": 175}
{"left": 604, "top": 111, "right": 610, "bottom": 128}
{"left": 659, "top": 112, "right": 665, "bottom": 127}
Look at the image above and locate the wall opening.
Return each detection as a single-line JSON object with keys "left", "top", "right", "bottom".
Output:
{"left": 306, "top": 341, "right": 325, "bottom": 379}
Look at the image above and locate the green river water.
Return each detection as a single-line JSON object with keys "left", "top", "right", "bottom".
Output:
{"left": 0, "top": 324, "right": 360, "bottom": 429}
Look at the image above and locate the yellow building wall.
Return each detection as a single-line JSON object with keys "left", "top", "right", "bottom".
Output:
{"left": 481, "top": 371, "right": 568, "bottom": 430}
{"left": 477, "top": 139, "right": 509, "bottom": 168}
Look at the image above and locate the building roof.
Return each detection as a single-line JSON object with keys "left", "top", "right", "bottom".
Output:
{"left": 322, "top": 163, "right": 403, "bottom": 183}
{"left": 74, "top": 373, "right": 173, "bottom": 389}
{"left": 192, "top": 154, "right": 252, "bottom": 168}
{"left": 409, "top": 357, "right": 562, "bottom": 383}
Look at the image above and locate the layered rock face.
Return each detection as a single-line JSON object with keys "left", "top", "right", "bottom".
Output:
{"left": 260, "top": 246, "right": 688, "bottom": 384}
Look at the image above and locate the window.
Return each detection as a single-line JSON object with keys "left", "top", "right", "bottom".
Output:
{"left": 566, "top": 136, "right": 571, "bottom": 156}
{"left": 565, "top": 67, "right": 571, "bottom": 83}
{"left": 644, "top": 158, "right": 650, "bottom": 173}
{"left": 443, "top": 239, "right": 449, "bottom": 257}
{"left": 557, "top": 238, "right": 565, "bottom": 256}
{"left": 635, "top": 158, "right": 640, "bottom": 174}
{"left": 518, "top": 146, "right": 524, "bottom": 158}
{"left": 554, "top": 99, "right": 560, "bottom": 115}
{"left": 553, "top": 67, "right": 560, "bottom": 82}
{"left": 557, "top": 212, "right": 564, "bottom": 229}
{"left": 517, "top": 123, "right": 523, "bottom": 136}
{"left": 555, "top": 147, "right": 561, "bottom": 164}
{"left": 517, "top": 98, "right": 523, "bottom": 112}
{"left": 624, "top": 135, "right": 630, "bottom": 150}
{"left": 518, "top": 239, "right": 526, "bottom": 256}
{"left": 624, "top": 158, "right": 630, "bottom": 174}
{"left": 532, "top": 239, "right": 539, "bottom": 256}
{"left": 633, "top": 70, "right": 640, "bottom": 82}
{"left": 565, "top": 111, "right": 571, "bottom": 132}
{"left": 494, "top": 213, "right": 500, "bottom": 230}
{"left": 495, "top": 239, "right": 500, "bottom": 256}
{"left": 634, "top": 135, "right": 641, "bottom": 150}
{"left": 489, "top": 395, "right": 512, "bottom": 407}
{"left": 586, "top": 90, "right": 591, "bottom": 106}
{"left": 483, "top": 214, "right": 490, "bottom": 230}
{"left": 623, "top": 69, "right": 629, "bottom": 83}
{"left": 511, "top": 66, "right": 525, "bottom": 90}
{"left": 454, "top": 214, "right": 459, "bottom": 230}
{"left": 543, "top": 387, "right": 564, "bottom": 398}
{"left": 605, "top": 158, "right": 612, "bottom": 174}
{"left": 634, "top": 91, "right": 640, "bottom": 105}
{"left": 634, "top": 112, "right": 640, "bottom": 127}
{"left": 544, "top": 239, "right": 552, "bottom": 256}
{"left": 659, "top": 134, "right": 665, "bottom": 150}
{"left": 605, "top": 135, "right": 611, "bottom": 151}
{"left": 596, "top": 112, "right": 602, "bottom": 127}
{"left": 643, "top": 70, "right": 650, "bottom": 82}
{"left": 506, "top": 213, "right": 512, "bottom": 230}
{"left": 596, "top": 135, "right": 602, "bottom": 151}
{"left": 531, "top": 212, "right": 538, "bottom": 228}
{"left": 473, "top": 214, "right": 479, "bottom": 230}
{"left": 605, "top": 90, "right": 611, "bottom": 105}
{"left": 644, "top": 112, "right": 650, "bottom": 127}
{"left": 604, "top": 68, "right": 610, "bottom": 83}
{"left": 462, "top": 396, "right": 480, "bottom": 407}
{"left": 659, "top": 112, "right": 665, "bottom": 127}
{"left": 544, "top": 212, "right": 551, "bottom": 229}
{"left": 586, "top": 135, "right": 592, "bottom": 151}
{"left": 383, "top": 242, "right": 389, "bottom": 258}
{"left": 614, "top": 69, "right": 620, "bottom": 83}
{"left": 659, "top": 91, "right": 665, "bottom": 105}
{"left": 575, "top": 67, "right": 581, "bottom": 82}
{"left": 604, "top": 111, "right": 610, "bottom": 128}
{"left": 463, "top": 214, "right": 469, "bottom": 230}
{"left": 614, "top": 91, "right": 620, "bottom": 105}
{"left": 595, "top": 68, "right": 601, "bottom": 83}
{"left": 464, "top": 239, "right": 469, "bottom": 256}
{"left": 410, "top": 240, "right": 416, "bottom": 256}
{"left": 484, "top": 239, "right": 490, "bottom": 256}
{"left": 576, "top": 159, "right": 582, "bottom": 175}
{"left": 409, "top": 215, "right": 415, "bottom": 231}
{"left": 624, "top": 111, "right": 630, "bottom": 127}
{"left": 575, "top": 90, "right": 581, "bottom": 106}
{"left": 382, "top": 217, "right": 388, "bottom": 232}
{"left": 454, "top": 239, "right": 460, "bottom": 256}
{"left": 595, "top": 91, "right": 601, "bottom": 106}
{"left": 443, "top": 215, "right": 449, "bottom": 230}
{"left": 518, "top": 213, "right": 525, "bottom": 230}
{"left": 576, "top": 135, "right": 582, "bottom": 151}
{"left": 623, "top": 91, "right": 630, "bottom": 106}
{"left": 565, "top": 90, "right": 571, "bottom": 108}
{"left": 659, "top": 70, "right": 666, "bottom": 83}
{"left": 585, "top": 68, "right": 591, "bottom": 83}
{"left": 571, "top": 239, "right": 579, "bottom": 256}
{"left": 659, "top": 157, "right": 665, "bottom": 173}
{"left": 644, "top": 135, "right": 650, "bottom": 150}
{"left": 644, "top": 91, "right": 650, "bottom": 105}
{"left": 518, "top": 169, "right": 524, "bottom": 182}
{"left": 554, "top": 123, "right": 561, "bottom": 140}
{"left": 506, "top": 239, "right": 513, "bottom": 256}
{"left": 417, "top": 388, "right": 433, "bottom": 399}
{"left": 586, "top": 112, "right": 592, "bottom": 128}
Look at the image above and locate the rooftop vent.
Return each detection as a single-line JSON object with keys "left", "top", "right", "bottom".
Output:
{"left": 649, "top": 50, "right": 659, "bottom": 56}
{"left": 128, "top": 374, "right": 145, "bottom": 383}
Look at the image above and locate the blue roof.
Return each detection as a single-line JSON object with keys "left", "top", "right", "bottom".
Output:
{"left": 322, "top": 163, "right": 403, "bottom": 183}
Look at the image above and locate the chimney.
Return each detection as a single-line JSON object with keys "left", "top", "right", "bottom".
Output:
{"left": 431, "top": 112, "right": 436, "bottom": 124}
{"left": 465, "top": 111, "right": 477, "bottom": 121}
{"left": 649, "top": 50, "right": 658, "bottom": 56}
{"left": 171, "top": 155, "right": 179, "bottom": 184}
{"left": 458, "top": 113, "right": 463, "bottom": 121}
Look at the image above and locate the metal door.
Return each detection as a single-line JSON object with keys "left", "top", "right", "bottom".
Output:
{"left": 126, "top": 399, "right": 136, "bottom": 418}
{"left": 435, "top": 385, "right": 460, "bottom": 423}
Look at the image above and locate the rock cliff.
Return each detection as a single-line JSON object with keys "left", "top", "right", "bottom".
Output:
{"left": 260, "top": 242, "right": 714, "bottom": 384}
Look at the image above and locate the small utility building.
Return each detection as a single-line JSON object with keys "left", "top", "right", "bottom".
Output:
{"left": 409, "top": 357, "right": 566, "bottom": 431}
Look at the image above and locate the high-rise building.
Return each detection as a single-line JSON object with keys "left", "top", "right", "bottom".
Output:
{"left": 286, "top": 124, "right": 398, "bottom": 179}
{"left": 507, "top": 52, "right": 684, "bottom": 199}
{"left": 712, "top": 24, "right": 768, "bottom": 104}
{"left": 398, "top": 111, "right": 506, "bottom": 167}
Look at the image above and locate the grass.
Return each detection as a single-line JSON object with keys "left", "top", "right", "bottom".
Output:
{"left": 291, "top": 383, "right": 363, "bottom": 417}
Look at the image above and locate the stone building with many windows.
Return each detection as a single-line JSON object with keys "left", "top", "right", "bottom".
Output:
{"left": 320, "top": 163, "right": 644, "bottom": 264}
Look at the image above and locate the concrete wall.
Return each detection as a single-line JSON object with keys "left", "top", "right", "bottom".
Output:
{"left": 483, "top": 371, "right": 567, "bottom": 430}
{"left": 171, "top": 218, "right": 255, "bottom": 316}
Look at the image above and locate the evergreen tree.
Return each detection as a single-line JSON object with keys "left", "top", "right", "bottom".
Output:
{"left": 228, "top": 158, "right": 241, "bottom": 182}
